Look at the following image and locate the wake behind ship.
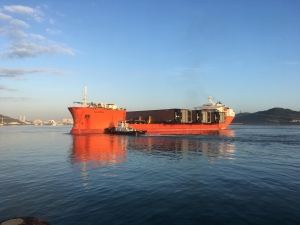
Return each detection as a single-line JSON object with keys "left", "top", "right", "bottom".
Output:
{"left": 69, "top": 87, "right": 235, "bottom": 134}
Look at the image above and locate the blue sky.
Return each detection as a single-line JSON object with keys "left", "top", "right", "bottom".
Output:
{"left": 0, "top": 0, "right": 299, "bottom": 121}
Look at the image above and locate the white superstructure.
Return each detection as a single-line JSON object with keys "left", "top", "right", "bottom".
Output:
{"left": 194, "top": 96, "right": 235, "bottom": 123}
{"left": 115, "top": 121, "right": 136, "bottom": 132}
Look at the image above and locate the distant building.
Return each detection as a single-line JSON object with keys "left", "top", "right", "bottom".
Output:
{"left": 33, "top": 119, "right": 43, "bottom": 125}
{"left": 19, "top": 115, "right": 26, "bottom": 122}
{"left": 63, "top": 119, "right": 73, "bottom": 125}
{"left": 9, "top": 122, "right": 20, "bottom": 125}
{"left": 44, "top": 120, "right": 57, "bottom": 126}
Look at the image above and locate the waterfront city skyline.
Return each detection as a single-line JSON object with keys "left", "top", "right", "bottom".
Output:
{"left": 0, "top": 0, "right": 299, "bottom": 121}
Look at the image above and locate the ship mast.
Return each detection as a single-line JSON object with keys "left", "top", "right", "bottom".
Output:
{"left": 208, "top": 95, "right": 214, "bottom": 104}
{"left": 82, "top": 86, "right": 88, "bottom": 107}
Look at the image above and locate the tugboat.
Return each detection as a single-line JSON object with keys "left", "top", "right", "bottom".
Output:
{"left": 105, "top": 121, "right": 146, "bottom": 136}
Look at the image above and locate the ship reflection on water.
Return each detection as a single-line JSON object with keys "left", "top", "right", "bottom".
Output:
{"left": 70, "top": 130, "right": 235, "bottom": 186}
{"left": 128, "top": 129, "right": 235, "bottom": 160}
{"left": 70, "top": 134, "right": 127, "bottom": 169}
{"left": 70, "top": 134, "right": 127, "bottom": 187}
{"left": 70, "top": 129, "right": 235, "bottom": 170}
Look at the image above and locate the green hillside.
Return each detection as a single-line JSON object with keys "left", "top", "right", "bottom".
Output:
{"left": 233, "top": 108, "right": 300, "bottom": 124}
{"left": 0, "top": 114, "right": 25, "bottom": 125}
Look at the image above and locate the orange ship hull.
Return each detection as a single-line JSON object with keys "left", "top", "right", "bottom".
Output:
{"left": 68, "top": 107, "right": 126, "bottom": 134}
{"left": 69, "top": 106, "right": 234, "bottom": 134}
{"left": 129, "top": 116, "right": 235, "bottom": 134}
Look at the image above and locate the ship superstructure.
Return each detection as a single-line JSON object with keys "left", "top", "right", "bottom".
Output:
{"left": 193, "top": 95, "right": 235, "bottom": 124}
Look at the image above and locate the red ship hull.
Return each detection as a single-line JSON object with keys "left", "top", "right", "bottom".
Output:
{"left": 129, "top": 116, "right": 234, "bottom": 134}
{"left": 69, "top": 106, "right": 234, "bottom": 134}
{"left": 68, "top": 107, "right": 126, "bottom": 134}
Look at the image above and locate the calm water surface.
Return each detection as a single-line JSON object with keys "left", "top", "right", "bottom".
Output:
{"left": 0, "top": 125, "right": 299, "bottom": 225}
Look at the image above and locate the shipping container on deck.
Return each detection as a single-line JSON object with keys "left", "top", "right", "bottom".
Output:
{"left": 127, "top": 109, "right": 193, "bottom": 124}
{"left": 192, "top": 110, "right": 226, "bottom": 123}
{"left": 192, "top": 110, "right": 202, "bottom": 123}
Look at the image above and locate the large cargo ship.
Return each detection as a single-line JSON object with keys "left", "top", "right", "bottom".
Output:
{"left": 69, "top": 87, "right": 235, "bottom": 134}
{"left": 68, "top": 87, "right": 126, "bottom": 134}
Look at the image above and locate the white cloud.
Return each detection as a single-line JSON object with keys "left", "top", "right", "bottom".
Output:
{"left": 3, "top": 5, "right": 44, "bottom": 22}
{"left": 0, "top": 12, "right": 29, "bottom": 28}
{"left": 0, "top": 12, "right": 28, "bottom": 39}
{"left": 0, "top": 12, "right": 12, "bottom": 20}
{"left": 0, "top": 67, "right": 69, "bottom": 77}
{"left": 46, "top": 28, "right": 61, "bottom": 35}
{"left": 4, "top": 5, "right": 35, "bottom": 15}
{"left": 10, "top": 19, "right": 29, "bottom": 28}
{"left": 29, "top": 34, "right": 45, "bottom": 40}
{"left": 2, "top": 41, "right": 74, "bottom": 58}
{"left": 0, "top": 97, "right": 31, "bottom": 101}
{"left": 0, "top": 5, "right": 75, "bottom": 59}
{"left": 0, "top": 84, "right": 17, "bottom": 92}
{"left": 0, "top": 27, "right": 27, "bottom": 39}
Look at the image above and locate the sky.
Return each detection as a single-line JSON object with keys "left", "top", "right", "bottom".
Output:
{"left": 0, "top": 0, "right": 299, "bottom": 121}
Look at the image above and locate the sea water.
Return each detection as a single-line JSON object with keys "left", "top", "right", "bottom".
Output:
{"left": 0, "top": 125, "right": 299, "bottom": 225}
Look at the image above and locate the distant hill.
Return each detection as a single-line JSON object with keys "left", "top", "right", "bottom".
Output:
{"left": 232, "top": 108, "right": 300, "bottom": 125}
{"left": 0, "top": 114, "right": 25, "bottom": 125}
{"left": 234, "top": 112, "right": 250, "bottom": 118}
